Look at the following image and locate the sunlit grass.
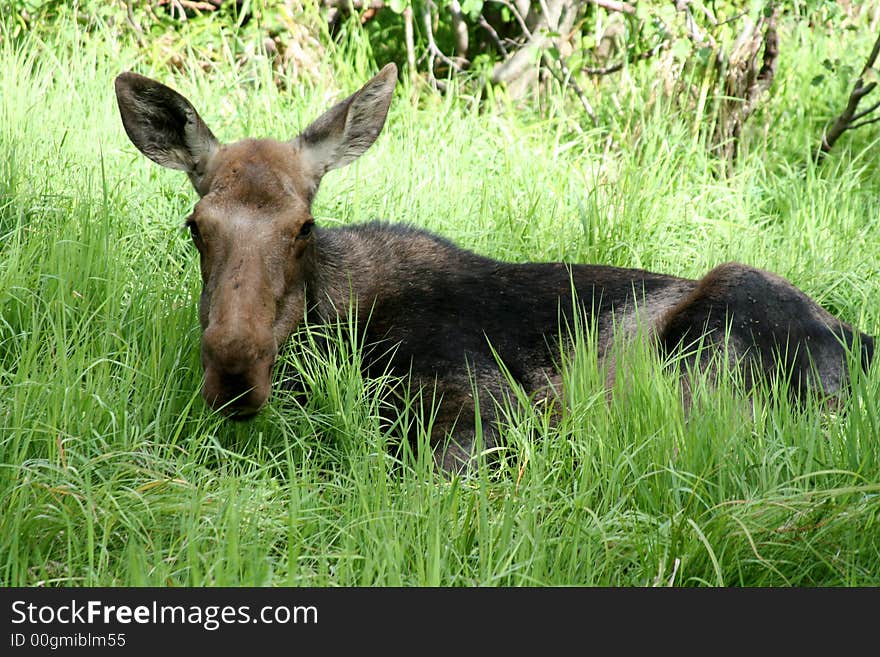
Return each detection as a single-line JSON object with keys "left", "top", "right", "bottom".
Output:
{"left": 1, "top": 14, "right": 879, "bottom": 586}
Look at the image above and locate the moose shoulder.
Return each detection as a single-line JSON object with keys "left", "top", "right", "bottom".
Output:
{"left": 115, "top": 64, "right": 874, "bottom": 472}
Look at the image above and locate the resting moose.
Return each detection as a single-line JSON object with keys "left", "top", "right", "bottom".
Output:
{"left": 115, "top": 64, "right": 874, "bottom": 472}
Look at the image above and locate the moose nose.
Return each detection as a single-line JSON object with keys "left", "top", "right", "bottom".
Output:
{"left": 201, "top": 324, "right": 276, "bottom": 417}
{"left": 202, "top": 366, "right": 271, "bottom": 418}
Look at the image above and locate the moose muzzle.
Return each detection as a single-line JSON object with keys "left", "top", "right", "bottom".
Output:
{"left": 200, "top": 323, "right": 277, "bottom": 417}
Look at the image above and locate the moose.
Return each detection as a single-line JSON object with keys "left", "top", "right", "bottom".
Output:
{"left": 115, "top": 63, "right": 874, "bottom": 472}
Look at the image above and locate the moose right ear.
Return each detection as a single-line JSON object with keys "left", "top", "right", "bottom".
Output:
{"left": 114, "top": 72, "right": 219, "bottom": 191}
{"left": 292, "top": 63, "right": 397, "bottom": 193}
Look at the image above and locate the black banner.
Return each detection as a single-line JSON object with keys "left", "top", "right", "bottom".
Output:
{"left": 1, "top": 587, "right": 876, "bottom": 652}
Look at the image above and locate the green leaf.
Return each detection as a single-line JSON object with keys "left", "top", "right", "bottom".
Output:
{"left": 460, "top": 0, "right": 484, "bottom": 18}
{"left": 389, "top": 0, "right": 409, "bottom": 14}
{"left": 810, "top": 74, "right": 825, "bottom": 86}
{"left": 671, "top": 38, "right": 692, "bottom": 61}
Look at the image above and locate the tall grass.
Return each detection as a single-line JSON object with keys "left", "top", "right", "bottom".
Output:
{"left": 1, "top": 15, "right": 879, "bottom": 586}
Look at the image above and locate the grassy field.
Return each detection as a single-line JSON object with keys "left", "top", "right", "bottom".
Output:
{"left": 1, "top": 12, "right": 880, "bottom": 587}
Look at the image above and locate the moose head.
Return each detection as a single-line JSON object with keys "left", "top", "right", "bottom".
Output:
{"left": 115, "top": 64, "right": 398, "bottom": 417}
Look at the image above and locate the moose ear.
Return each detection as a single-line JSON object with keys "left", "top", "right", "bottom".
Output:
{"left": 293, "top": 63, "right": 397, "bottom": 187}
{"left": 114, "top": 72, "right": 219, "bottom": 191}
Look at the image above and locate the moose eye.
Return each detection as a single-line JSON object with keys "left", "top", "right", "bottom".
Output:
{"left": 297, "top": 221, "right": 314, "bottom": 239}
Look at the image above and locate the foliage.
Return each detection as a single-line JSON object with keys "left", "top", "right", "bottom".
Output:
{"left": 1, "top": 2, "right": 880, "bottom": 586}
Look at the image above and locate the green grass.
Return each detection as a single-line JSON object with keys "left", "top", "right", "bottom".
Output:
{"left": 1, "top": 15, "right": 880, "bottom": 586}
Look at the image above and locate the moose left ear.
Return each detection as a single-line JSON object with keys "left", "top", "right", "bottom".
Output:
{"left": 115, "top": 71, "right": 219, "bottom": 191}
{"left": 293, "top": 63, "right": 397, "bottom": 189}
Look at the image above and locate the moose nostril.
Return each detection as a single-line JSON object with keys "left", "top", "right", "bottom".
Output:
{"left": 202, "top": 363, "right": 271, "bottom": 418}
{"left": 203, "top": 386, "right": 268, "bottom": 418}
{"left": 227, "top": 406, "right": 260, "bottom": 421}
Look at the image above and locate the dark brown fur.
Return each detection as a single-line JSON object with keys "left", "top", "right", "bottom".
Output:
{"left": 115, "top": 66, "right": 874, "bottom": 472}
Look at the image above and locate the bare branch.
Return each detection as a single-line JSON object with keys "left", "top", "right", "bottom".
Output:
{"left": 544, "top": 51, "right": 598, "bottom": 124}
{"left": 159, "top": 0, "right": 219, "bottom": 15}
{"left": 589, "top": 0, "right": 635, "bottom": 14}
{"left": 848, "top": 115, "right": 880, "bottom": 131}
{"left": 478, "top": 13, "right": 508, "bottom": 58}
{"left": 583, "top": 41, "right": 669, "bottom": 76}
{"left": 403, "top": 5, "right": 417, "bottom": 87}
{"left": 862, "top": 29, "right": 880, "bottom": 74}
{"left": 422, "top": 0, "right": 461, "bottom": 91}
{"left": 322, "top": 0, "right": 385, "bottom": 8}
{"left": 538, "top": 0, "right": 597, "bottom": 124}
{"left": 851, "top": 99, "right": 880, "bottom": 122}
{"left": 710, "top": 7, "right": 780, "bottom": 173}
{"left": 490, "top": 0, "right": 530, "bottom": 37}
{"left": 740, "top": 9, "right": 779, "bottom": 119}
{"left": 817, "top": 30, "right": 880, "bottom": 162}
{"left": 124, "top": 0, "right": 145, "bottom": 46}
{"left": 448, "top": 0, "right": 469, "bottom": 60}
{"left": 488, "top": 0, "right": 594, "bottom": 123}
{"left": 854, "top": 81, "right": 878, "bottom": 99}
{"left": 323, "top": 0, "right": 385, "bottom": 26}
{"left": 489, "top": 0, "right": 543, "bottom": 85}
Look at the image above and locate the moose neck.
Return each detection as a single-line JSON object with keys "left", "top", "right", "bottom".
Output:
{"left": 307, "top": 222, "right": 461, "bottom": 328}
{"left": 308, "top": 226, "right": 381, "bottom": 326}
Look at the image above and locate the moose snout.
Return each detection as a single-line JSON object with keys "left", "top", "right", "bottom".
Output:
{"left": 201, "top": 324, "right": 277, "bottom": 417}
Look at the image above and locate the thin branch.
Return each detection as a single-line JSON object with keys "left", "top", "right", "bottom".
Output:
{"left": 422, "top": 0, "right": 460, "bottom": 91}
{"left": 323, "top": 0, "right": 385, "bottom": 26}
{"left": 322, "top": 0, "right": 385, "bottom": 8}
{"left": 488, "top": 0, "right": 596, "bottom": 123}
{"left": 123, "top": 0, "right": 145, "bottom": 47}
{"left": 160, "top": 0, "right": 219, "bottom": 15}
{"left": 478, "top": 13, "right": 508, "bottom": 57}
{"left": 169, "top": 0, "right": 186, "bottom": 21}
{"left": 817, "top": 30, "right": 880, "bottom": 161}
{"left": 851, "top": 99, "right": 880, "bottom": 122}
{"left": 716, "top": 10, "right": 749, "bottom": 28}
{"left": 740, "top": 9, "right": 779, "bottom": 119}
{"left": 589, "top": 0, "right": 635, "bottom": 14}
{"left": 448, "top": 0, "right": 469, "bottom": 61}
{"left": 543, "top": 52, "right": 598, "bottom": 124}
{"left": 489, "top": 0, "right": 538, "bottom": 85}
{"left": 854, "top": 81, "right": 879, "bottom": 99}
{"left": 537, "top": 0, "right": 598, "bottom": 124}
{"left": 863, "top": 27, "right": 880, "bottom": 72}
{"left": 490, "top": 0, "right": 530, "bottom": 37}
{"left": 403, "top": 5, "right": 417, "bottom": 87}
{"left": 583, "top": 41, "right": 668, "bottom": 76}
{"left": 424, "top": 1, "right": 462, "bottom": 71}
{"left": 683, "top": 4, "right": 715, "bottom": 48}
{"left": 848, "top": 115, "right": 880, "bottom": 131}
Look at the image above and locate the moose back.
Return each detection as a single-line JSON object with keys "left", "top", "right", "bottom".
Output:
{"left": 115, "top": 64, "right": 874, "bottom": 472}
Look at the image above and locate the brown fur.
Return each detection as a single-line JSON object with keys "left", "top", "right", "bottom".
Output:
{"left": 115, "top": 66, "right": 874, "bottom": 473}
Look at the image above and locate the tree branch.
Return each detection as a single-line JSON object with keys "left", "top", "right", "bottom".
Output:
{"left": 817, "top": 30, "right": 880, "bottom": 161}
{"left": 124, "top": 0, "right": 145, "bottom": 46}
{"left": 448, "top": 0, "right": 469, "bottom": 61}
{"left": 848, "top": 114, "right": 880, "bottom": 131}
{"left": 422, "top": 0, "right": 461, "bottom": 91}
{"left": 583, "top": 41, "right": 669, "bottom": 76}
{"left": 708, "top": 6, "right": 779, "bottom": 173}
{"left": 538, "top": 0, "right": 597, "bottom": 124}
{"left": 589, "top": 0, "right": 635, "bottom": 14}
{"left": 403, "top": 5, "right": 417, "bottom": 87}
{"left": 740, "top": 9, "right": 779, "bottom": 119}
{"left": 478, "top": 12, "right": 508, "bottom": 57}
